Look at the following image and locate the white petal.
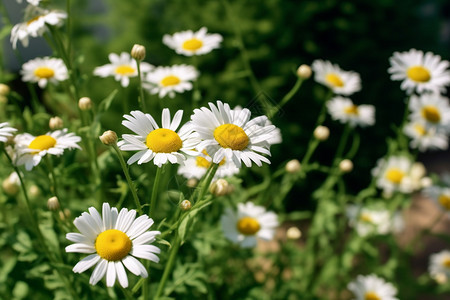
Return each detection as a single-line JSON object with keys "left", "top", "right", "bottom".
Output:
{"left": 115, "top": 261, "right": 129, "bottom": 288}
{"left": 73, "top": 254, "right": 101, "bottom": 273}
{"left": 90, "top": 259, "right": 108, "bottom": 285}
{"left": 122, "top": 255, "right": 148, "bottom": 277}
{"left": 106, "top": 261, "right": 116, "bottom": 287}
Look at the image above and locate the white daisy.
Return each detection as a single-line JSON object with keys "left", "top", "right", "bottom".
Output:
{"left": 347, "top": 274, "right": 399, "bottom": 300}
{"left": 163, "top": 27, "right": 223, "bottom": 56}
{"left": 403, "top": 120, "right": 448, "bottom": 152}
{"left": 93, "top": 52, "right": 154, "bottom": 88}
{"left": 190, "top": 101, "right": 277, "bottom": 168}
{"left": 65, "top": 203, "right": 161, "bottom": 288}
{"left": 21, "top": 57, "right": 68, "bottom": 88}
{"left": 220, "top": 202, "right": 278, "bottom": 248}
{"left": 429, "top": 250, "right": 450, "bottom": 283}
{"left": 143, "top": 65, "right": 199, "bottom": 98}
{"left": 14, "top": 129, "right": 81, "bottom": 171}
{"left": 408, "top": 93, "right": 450, "bottom": 132}
{"left": 177, "top": 150, "right": 240, "bottom": 180}
{"left": 326, "top": 96, "right": 375, "bottom": 127}
{"left": 10, "top": 8, "right": 67, "bottom": 49}
{"left": 16, "top": 0, "right": 41, "bottom": 5}
{"left": 371, "top": 155, "right": 416, "bottom": 195}
{"left": 0, "top": 122, "right": 17, "bottom": 143}
{"left": 388, "top": 49, "right": 450, "bottom": 94}
{"left": 346, "top": 204, "right": 404, "bottom": 237}
{"left": 118, "top": 109, "right": 200, "bottom": 167}
{"left": 311, "top": 59, "right": 361, "bottom": 95}
{"left": 424, "top": 185, "right": 450, "bottom": 212}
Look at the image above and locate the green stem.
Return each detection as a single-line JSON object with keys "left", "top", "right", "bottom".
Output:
{"left": 45, "top": 156, "right": 65, "bottom": 212}
{"left": 197, "top": 163, "right": 219, "bottom": 202}
{"left": 406, "top": 210, "right": 446, "bottom": 254}
{"left": 111, "top": 144, "right": 142, "bottom": 214}
{"left": 150, "top": 166, "right": 163, "bottom": 218}
{"left": 268, "top": 76, "right": 304, "bottom": 119}
{"left": 136, "top": 60, "right": 147, "bottom": 112}
{"left": 154, "top": 233, "right": 181, "bottom": 299}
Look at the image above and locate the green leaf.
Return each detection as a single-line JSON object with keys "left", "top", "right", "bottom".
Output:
{"left": 97, "top": 89, "right": 118, "bottom": 113}
{"left": 12, "top": 281, "right": 28, "bottom": 300}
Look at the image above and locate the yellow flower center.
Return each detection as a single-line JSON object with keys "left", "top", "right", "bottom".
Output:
{"left": 27, "top": 15, "right": 42, "bottom": 25}
{"left": 95, "top": 229, "right": 132, "bottom": 261}
{"left": 34, "top": 67, "right": 55, "bottom": 79}
{"left": 407, "top": 66, "right": 431, "bottom": 83}
{"left": 385, "top": 168, "right": 405, "bottom": 184}
{"left": 364, "top": 292, "right": 381, "bottom": 300}
{"left": 421, "top": 106, "right": 441, "bottom": 123}
{"left": 196, "top": 150, "right": 225, "bottom": 169}
{"left": 344, "top": 105, "right": 359, "bottom": 115}
{"left": 146, "top": 128, "right": 182, "bottom": 153}
{"left": 28, "top": 135, "right": 57, "bottom": 151}
{"left": 414, "top": 124, "right": 426, "bottom": 136}
{"left": 115, "top": 65, "right": 135, "bottom": 76}
{"left": 236, "top": 216, "right": 261, "bottom": 235}
{"left": 213, "top": 124, "right": 249, "bottom": 151}
{"left": 443, "top": 258, "right": 450, "bottom": 268}
{"left": 325, "top": 73, "right": 344, "bottom": 87}
{"left": 182, "top": 38, "right": 203, "bottom": 51}
{"left": 438, "top": 194, "right": 450, "bottom": 210}
{"left": 160, "top": 75, "right": 181, "bottom": 87}
{"left": 359, "top": 213, "right": 373, "bottom": 223}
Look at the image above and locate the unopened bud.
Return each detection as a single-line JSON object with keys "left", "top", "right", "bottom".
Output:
{"left": 339, "top": 159, "right": 353, "bottom": 173}
{"left": 420, "top": 177, "right": 433, "bottom": 188}
{"left": 0, "top": 83, "right": 10, "bottom": 96}
{"left": 285, "top": 159, "right": 301, "bottom": 173}
{"left": 49, "top": 116, "right": 63, "bottom": 130}
{"left": 47, "top": 196, "right": 60, "bottom": 211}
{"left": 286, "top": 226, "right": 302, "bottom": 240}
{"left": 59, "top": 208, "right": 71, "bottom": 221}
{"left": 296, "top": 64, "right": 312, "bottom": 79}
{"left": 209, "top": 179, "right": 230, "bottom": 196}
{"left": 434, "top": 273, "right": 448, "bottom": 284}
{"left": 2, "top": 172, "right": 20, "bottom": 195}
{"left": 180, "top": 200, "right": 192, "bottom": 211}
{"left": 187, "top": 178, "right": 198, "bottom": 188}
{"left": 314, "top": 125, "right": 329, "bottom": 141}
{"left": 78, "top": 97, "right": 92, "bottom": 110}
{"left": 131, "top": 44, "right": 146, "bottom": 61}
{"left": 99, "top": 130, "right": 118, "bottom": 146}
{"left": 28, "top": 185, "right": 40, "bottom": 198}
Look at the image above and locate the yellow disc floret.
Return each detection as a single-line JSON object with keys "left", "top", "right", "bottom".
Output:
{"left": 182, "top": 38, "right": 203, "bottom": 51}
{"left": 29, "top": 135, "right": 57, "bottom": 151}
{"left": 160, "top": 75, "right": 181, "bottom": 87}
{"left": 421, "top": 106, "right": 441, "bottom": 123}
{"left": 359, "top": 213, "right": 373, "bottom": 223}
{"left": 344, "top": 105, "right": 359, "bottom": 115}
{"left": 34, "top": 67, "right": 55, "bottom": 79}
{"left": 196, "top": 150, "right": 225, "bottom": 168}
{"left": 115, "top": 65, "right": 135, "bottom": 76}
{"left": 146, "top": 128, "right": 182, "bottom": 153}
{"left": 95, "top": 229, "right": 132, "bottom": 261}
{"left": 325, "top": 73, "right": 344, "bottom": 87}
{"left": 438, "top": 194, "right": 450, "bottom": 210}
{"left": 407, "top": 66, "right": 431, "bottom": 83}
{"left": 443, "top": 258, "right": 450, "bottom": 268}
{"left": 385, "top": 168, "right": 405, "bottom": 184}
{"left": 236, "top": 216, "right": 261, "bottom": 235}
{"left": 214, "top": 124, "right": 249, "bottom": 151}
{"left": 364, "top": 292, "right": 381, "bottom": 300}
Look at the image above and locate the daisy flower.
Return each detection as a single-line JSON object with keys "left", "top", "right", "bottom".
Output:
{"left": 0, "top": 122, "right": 17, "bottom": 143}
{"left": 388, "top": 49, "right": 450, "bottom": 94}
{"left": 326, "top": 96, "right": 375, "bottom": 127}
{"left": 403, "top": 120, "right": 448, "bottom": 152}
{"left": 408, "top": 93, "right": 450, "bottom": 132}
{"left": 424, "top": 185, "right": 450, "bottom": 212}
{"left": 371, "top": 155, "right": 416, "bottom": 195}
{"left": 21, "top": 57, "right": 68, "bottom": 88}
{"left": 347, "top": 274, "right": 399, "bottom": 300}
{"left": 14, "top": 129, "right": 81, "bottom": 171}
{"left": 10, "top": 8, "right": 67, "bottom": 49}
{"left": 429, "top": 250, "right": 450, "bottom": 283}
{"left": 143, "top": 65, "right": 199, "bottom": 98}
{"left": 66, "top": 203, "right": 161, "bottom": 288}
{"left": 93, "top": 52, "right": 153, "bottom": 88}
{"left": 177, "top": 150, "right": 240, "bottom": 180}
{"left": 346, "top": 204, "right": 404, "bottom": 237}
{"left": 311, "top": 59, "right": 361, "bottom": 95}
{"left": 220, "top": 202, "right": 278, "bottom": 248}
{"left": 118, "top": 109, "right": 199, "bottom": 167}
{"left": 163, "top": 27, "right": 223, "bottom": 56}
{"left": 190, "top": 101, "right": 278, "bottom": 168}
{"left": 16, "top": 0, "right": 41, "bottom": 5}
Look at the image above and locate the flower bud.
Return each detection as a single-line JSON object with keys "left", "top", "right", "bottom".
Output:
{"left": 180, "top": 200, "right": 192, "bottom": 211}
{"left": 420, "top": 177, "right": 432, "bottom": 188}
{"left": 313, "top": 125, "right": 329, "bottom": 141}
{"left": 0, "top": 83, "right": 10, "bottom": 96}
{"left": 2, "top": 172, "right": 20, "bottom": 196}
{"left": 186, "top": 178, "right": 198, "bottom": 188}
{"left": 286, "top": 226, "right": 302, "bottom": 240}
{"left": 78, "top": 97, "right": 92, "bottom": 110}
{"left": 47, "top": 196, "right": 60, "bottom": 211}
{"left": 339, "top": 159, "right": 353, "bottom": 173}
{"left": 59, "top": 208, "right": 71, "bottom": 221}
{"left": 131, "top": 44, "right": 146, "bottom": 61}
{"left": 434, "top": 273, "right": 448, "bottom": 284}
{"left": 296, "top": 64, "right": 312, "bottom": 79}
{"left": 49, "top": 116, "right": 63, "bottom": 130}
{"left": 99, "top": 130, "right": 118, "bottom": 146}
{"left": 285, "top": 159, "right": 301, "bottom": 173}
{"left": 209, "top": 179, "right": 230, "bottom": 196}
{"left": 28, "top": 184, "right": 40, "bottom": 198}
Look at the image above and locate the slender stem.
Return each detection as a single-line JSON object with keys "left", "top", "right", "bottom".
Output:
{"left": 268, "top": 77, "right": 304, "bottom": 119}
{"left": 150, "top": 166, "right": 163, "bottom": 218}
{"left": 111, "top": 144, "right": 142, "bottom": 214}
{"left": 136, "top": 60, "right": 147, "bottom": 112}
{"left": 45, "top": 156, "right": 65, "bottom": 212}
{"left": 197, "top": 163, "right": 219, "bottom": 202}
{"left": 154, "top": 233, "right": 181, "bottom": 299}
{"left": 407, "top": 210, "right": 446, "bottom": 253}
